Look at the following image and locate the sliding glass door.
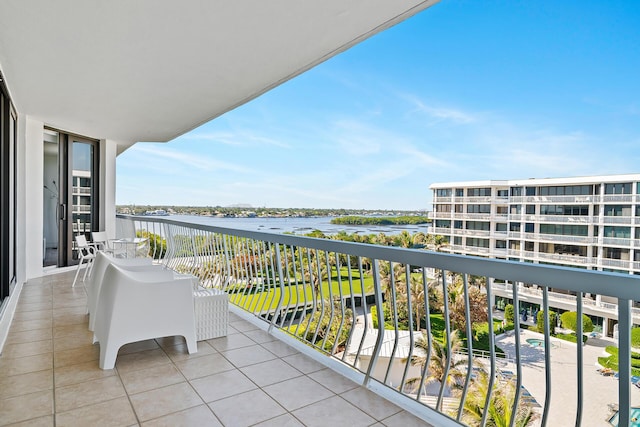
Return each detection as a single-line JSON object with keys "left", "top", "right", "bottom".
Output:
{"left": 43, "top": 129, "right": 98, "bottom": 267}
{"left": 0, "top": 72, "right": 17, "bottom": 303}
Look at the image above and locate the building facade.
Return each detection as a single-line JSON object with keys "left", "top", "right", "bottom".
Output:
{"left": 430, "top": 174, "right": 640, "bottom": 336}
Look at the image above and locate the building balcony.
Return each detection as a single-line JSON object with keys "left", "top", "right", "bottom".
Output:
{"left": 0, "top": 271, "right": 426, "bottom": 426}
{"left": 509, "top": 195, "right": 598, "bottom": 204}
{"left": 602, "top": 236, "right": 633, "bottom": 247}
{"left": 4, "top": 215, "right": 640, "bottom": 426}
{"left": 601, "top": 216, "right": 635, "bottom": 225}
{"left": 72, "top": 186, "right": 92, "bottom": 195}
{"left": 431, "top": 211, "right": 453, "bottom": 220}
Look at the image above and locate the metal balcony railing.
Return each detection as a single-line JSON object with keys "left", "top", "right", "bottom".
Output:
{"left": 117, "top": 214, "right": 640, "bottom": 427}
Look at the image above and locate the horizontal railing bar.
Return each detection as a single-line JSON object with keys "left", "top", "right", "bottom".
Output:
{"left": 120, "top": 214, "right": 640, "bottom": 300}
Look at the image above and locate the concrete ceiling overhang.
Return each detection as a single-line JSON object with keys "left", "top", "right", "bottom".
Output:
{"left": 0, "top": 0, "right": 438, "bottom": 151}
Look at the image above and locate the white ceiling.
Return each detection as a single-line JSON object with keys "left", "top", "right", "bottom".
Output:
{"left": 0, "top": 0, "right": 438, "bottom": 151}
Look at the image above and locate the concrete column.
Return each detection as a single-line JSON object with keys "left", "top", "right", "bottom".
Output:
{"left": 99, "top": 140, "right": 118, "bottom": 239}
{"left": 24, "top": 117, "right": 44, "bottom": 279}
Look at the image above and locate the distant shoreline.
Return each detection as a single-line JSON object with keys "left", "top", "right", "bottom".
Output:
{"left": 330, "top": 215, "right": 431, "bottom": 226}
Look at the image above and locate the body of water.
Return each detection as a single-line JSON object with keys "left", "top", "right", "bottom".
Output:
{"left": 166, "top": 214, "right": 431, "bottom": 236}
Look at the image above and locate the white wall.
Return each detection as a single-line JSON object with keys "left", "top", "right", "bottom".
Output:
{"left": 24, "top": 117, "right": 44, "bottom": 279}
{"left": 100, "top": 139, "right": 118, "bottom": 239}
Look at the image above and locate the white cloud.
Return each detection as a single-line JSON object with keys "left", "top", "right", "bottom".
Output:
{"left": 128, "top": 145, "right": 252, "bottom": 173}
{"left": 186, "top": 130, "right": 290, "bottom": 149}
{"left": 403, "top": 95, "right": 479, "bottom": 124}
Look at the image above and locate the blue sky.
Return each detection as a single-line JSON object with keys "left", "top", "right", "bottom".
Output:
{"left": 116, "top": 1, "right": 640, "bottom": 210}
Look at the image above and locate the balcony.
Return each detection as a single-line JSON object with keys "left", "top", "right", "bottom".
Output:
{"left": 4, "top": 215, "right": 640, "bottom": 426}
{"left": 0, "top": 270, "right": 426, "bottom": 426}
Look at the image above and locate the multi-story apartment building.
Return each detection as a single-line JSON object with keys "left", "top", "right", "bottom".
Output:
{"left": 429, "top": 174, "right": 640, "bottom": 337}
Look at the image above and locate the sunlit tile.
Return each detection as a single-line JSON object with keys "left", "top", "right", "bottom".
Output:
{"left": 209, "top": 388, "right": 286, "bottom": 427}
{"left": 55, "top": 376, "right": 126, "bottom": 412}
{"left": 55, "top": 396, "right": 137, "bottom": 427}
{"left": 292, "top": 395, "right": 375, "bottom": 427}
{"left": 140, "top": 405, "right": 222, "bottom": 427}
{"left": 129, "top": 382, "right": 203, "bottom": 422}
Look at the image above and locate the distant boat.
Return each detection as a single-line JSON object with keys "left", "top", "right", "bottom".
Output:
{"left": 144, "top": 209, "right": 169, "bottom": 216}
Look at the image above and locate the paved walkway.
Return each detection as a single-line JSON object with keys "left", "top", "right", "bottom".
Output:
{"left": 495, "top": 329, "right": 640, "bottom": 426}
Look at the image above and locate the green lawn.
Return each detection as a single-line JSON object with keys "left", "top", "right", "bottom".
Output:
{"left": 227, "top": 266, "right": 374, "bottom": 312}
{"left": 597, "top": 346, "right": 640, "bottom": 376}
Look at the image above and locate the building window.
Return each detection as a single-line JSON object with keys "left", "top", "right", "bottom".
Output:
{"left": 510, "top": 223, "right": 521, "bottom": 232}
{"left": 510, "top": 187, "right": 523, "bottom": 196}
{"left": 539, "top": 185, "right": 594, "bottom": 196}
{"left": 604, "top": 182, "right": 631, "bottom": 194}
{"left": 453, "top": 236, "right": 462, "bottom": 245}
{"left": 524, "top": 241, "right": 535, "bottom": 251}
{"left": 454, "top": 220, "right": 463, "bottom": 229}
{"left": 466, "top": 221, "right": 490, "bottom": 231}
{"left": 604, "top": 205, "right": 631, "bottom": 216}
{"left": 467, "top": 238, "right": 489, "bottom": 248}
{"left": 524, "top": 223, "right": 534, "bottom": 233}
{"left": 540, "top": 224, "right": 588, "bottom": 236}
{"left": 525, "top": 205, "right": 535, "bottom": 214}
{"left": 540, "top": 205, "right": 589, "bottom": 216}
{"left": 604, "top": 226, "right": 631, "bottom": 238}
{"left": 495, "top": 240, "right": 507, "bottom": 249}
{"left": 435, "top": 204, "right": 451, "bottom": 213}
{"left": 467, "top": 187, "right": 491, "bottom": 197}
{"left": 436, "top": 189, "right": 452, "bottom": 197}
{"left": 467, "top": 204, "right": 491, "bottom": 213}
{"left": 510, "top": 205, "right": 521, "bottom": 214}
{"left": 496, "top": 223, "right": 508, "bottom": 232}
{"left": 455, "top": 188, "right": 464, "bottom": 197}
{"left": 435, "top": 220, "right": 451, "bottom": 228}
{"left": 525, "top": 187, "right": 536, "bottom": 196}
{"left": 496, "top": 206, "right": 508, "bottom": 214}
{"left": 455, "top": 204, "right": 463, "bottom": 213}
{"left": 497, "top": 189, "right": 509, "bottom": 197}
{"left": 603, "top": 247, "right": 629, "bottom": 260}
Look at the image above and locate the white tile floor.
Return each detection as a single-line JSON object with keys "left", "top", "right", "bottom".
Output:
{"left": 0, "top": 270, "right": 433, "bottom": 426}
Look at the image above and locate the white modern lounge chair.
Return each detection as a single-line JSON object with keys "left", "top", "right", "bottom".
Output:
{"left": 94, "top": 263, "right": 197, "bottom": 370}
{"left": 72, "top": 234, "right": 97, "bottom": 287}
{"left": 87, "top": 251, "right": 155, "bottom": 331}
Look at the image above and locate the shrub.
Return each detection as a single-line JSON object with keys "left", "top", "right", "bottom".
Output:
{"left": 504, "top": 304, "right": 514, "bottom": 324}
{"left": 536, "top": 310, "right": 557, "bottom": 333}
{"left": 632, "top": 327, "right": 640, "bottom": 349}
{"left": 560, "top": 311, "right": 594, "bottom": 333}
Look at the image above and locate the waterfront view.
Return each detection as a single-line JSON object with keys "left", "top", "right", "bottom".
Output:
{"left": 159, "top": 214, "right": 431, "bottom": 236}
{"left": 2, "top": 1, "right": 639, "bottom": 426}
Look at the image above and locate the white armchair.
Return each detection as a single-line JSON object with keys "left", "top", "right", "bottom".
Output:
{"left": 94, "top": 263, "right": 197, "bottom": 370}
{"left": 87, "top": 251, "right": 155, "bottom": 331}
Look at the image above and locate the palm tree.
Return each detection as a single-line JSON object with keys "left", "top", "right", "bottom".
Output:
{"left": 407, "top": 274, "right": 426, "bottom": 330}
{"left": 395, "top": 230, "right": 414, "bottom": 248}
{"left": 458, "top": 369, "right": 537, "bottom": 427}
{"left": 445, "top": 278, "right": 488, "bottom": 332}
{"left": 404, "top": 330, "right": 467, "bottom": 410}
{"left": 378, "top": 261, "right": 405, "bottom": 304}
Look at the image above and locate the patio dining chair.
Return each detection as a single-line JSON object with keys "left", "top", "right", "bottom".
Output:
{"left": 91, "top": 231, "right": 126, "bottom": 258}
{"left": 72, "top": 234, "right": 97, "bottom": 287}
